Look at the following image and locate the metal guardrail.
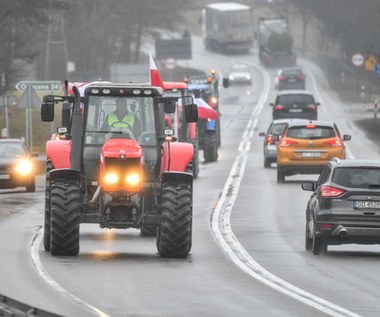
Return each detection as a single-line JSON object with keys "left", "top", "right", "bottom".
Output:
{"left": 0, "top": 294, "right": 63, "bottom": 317}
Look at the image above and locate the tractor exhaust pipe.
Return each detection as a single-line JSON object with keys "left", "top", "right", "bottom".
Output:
{"left": 89, "top": 186, "right": 100, "bottom": 205}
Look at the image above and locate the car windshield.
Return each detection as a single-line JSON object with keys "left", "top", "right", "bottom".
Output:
{"left": 277, "top": 94, "right": 314, "bottom": 105}
{"left": 0, "top": 142, "right": 26, "bottom": 158}
{"left": 286, "top": 126, "right": 335, "bottom": 139}
{"left": 231, "top": 65, "right": 249, "bottom": 72}
{"left": 283, "top": 69, "right": 302, "bottom": 76}
{"left": 269, "top": 123, "right": 287, "bottom": 135}
{"left": 333, "top": 167, "right": 380, "bottom": 188}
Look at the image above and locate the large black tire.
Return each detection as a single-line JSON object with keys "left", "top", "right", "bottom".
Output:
{"left": 264, "top": 157, "right": 271, "bottom": 168}
{"left": 216, "top": 120, "right": 221, "bottom": 147}
{"left": 203, "top": 132, "right": 218, "bottom": 162}
{"left": 140, "top": 225, "right": 157, "bottom": 236}
{"left": 156, "top": 183, "right": 192, "bottom": 258}
{"left": 190, "top": 138, "right": 200, "bottom": 179}
{"left": 43, "top": 162, "right": 52, "bottom": 251}
{"left": 50, "top": 178, "right": 81, "bottom": 256}
{"left": 26, "top": 177, "right": 36, "bottom": 192}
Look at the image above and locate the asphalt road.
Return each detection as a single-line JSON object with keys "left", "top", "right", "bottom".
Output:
{"left": 1, "top": 37, "right": 380, "bottom": 317}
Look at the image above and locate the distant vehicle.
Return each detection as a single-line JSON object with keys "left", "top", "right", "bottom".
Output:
{"left": 270, "top": 90, "right": 319, "bottom": 120}
{"left": 202, "top": 2, "right": 254, "bottom": 53}
{"left": 259, "top": 119, "right": 307, "bottom": 168}
{"left": 276, "top": 120, "right": 351, "bottom": 183}
{"left": 0, "top": 139, "right": 38, "bottom": 192}
{"left": 227, "top": 64, "right": 252, "bottom": 85}
{"left": 278, "top": 67, "right": 306, "bottom": 90}
{"left": 302, "top": 159, "right": 380, "bottom": 255}
{"left": 257, "top": 17, "right": 296, "bottom": 67}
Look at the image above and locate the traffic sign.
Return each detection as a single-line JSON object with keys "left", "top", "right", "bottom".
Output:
{"left": 164, "top": 58, "right": 176, "bottom": 70}
{"left": 15, "top": 80, "right": 61, "bottom": 92}
{"left": 17, "top": 86, "right": 41, "bottom": 109}
{"left": 351, "top": 53, "right": 364, "bottom": 67}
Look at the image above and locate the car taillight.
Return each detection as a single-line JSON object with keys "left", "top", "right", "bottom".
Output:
{"left": 274, "top": 105, "right": 284, "bottom": 110}
{"left": 298, "top": 75, "right": 305, "bottom": 80}
{"left": 278, "top": 75, "right": 285, "bottom": 81}
{"left": 320, "top": 185, "right": 345, "bottom": 198}
{"left": 323, "top": 138, "right": 343, "bottom": 147}
{"left": 279, "top": 138, "right": 298, "bottom": 147}
{"left": 266, "top": 135, "right": 273, "bottom": 145}
{"left": 307, "top": 105, "right": 317, "bottom": 110}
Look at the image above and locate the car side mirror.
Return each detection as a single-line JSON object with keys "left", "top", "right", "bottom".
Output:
{"left": 259, "top": 132, "right": 266, "bottom": 137}
{"left": 185, "top": 103, "right": 198, "bottom": 122}
{"left": 269, "top": 102, "right": 274, "bottom": 107}
{"left": 222, "top": 77, "right": 229, "bottom": 88}
{"left": 315, "top": 102, "right": 320, "bottom": 106}
{"left": 343, "top": 134, "right": 351, "bottom": 141}
{"left": 302, "top": 182, "right": 316, "bottom": 191}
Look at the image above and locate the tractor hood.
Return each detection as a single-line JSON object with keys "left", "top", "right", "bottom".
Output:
{"left": 101, "top": 138, "right": 142, "bottom": 159}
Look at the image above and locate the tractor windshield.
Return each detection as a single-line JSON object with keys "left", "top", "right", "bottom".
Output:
{"left": 85, "top": 96, "right": 156, "bottom": 146}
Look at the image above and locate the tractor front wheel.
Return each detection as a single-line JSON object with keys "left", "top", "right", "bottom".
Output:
{"left": 156, "top": 183, "right": 192, "bottom": 258}
{"left": 50, "top": 178, "right": 81, "bottom": 256}
{"left": 203, "top": 132, "right": 218, "bottom": 162}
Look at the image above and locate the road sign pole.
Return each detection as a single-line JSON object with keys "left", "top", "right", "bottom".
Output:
{"left": 4, "top": 96, "right": 9, "bottom": 137}
{"left": 28, "top": 85, "right": 33, "bottom": 151}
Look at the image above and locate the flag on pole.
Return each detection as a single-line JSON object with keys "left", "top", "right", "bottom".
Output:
{"left": 149, "top": 53, "right": 164, "bottom": 88}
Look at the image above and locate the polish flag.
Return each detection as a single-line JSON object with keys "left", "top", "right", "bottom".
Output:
{"left": 149, "top": 53, "right": 164, "bottom": 88}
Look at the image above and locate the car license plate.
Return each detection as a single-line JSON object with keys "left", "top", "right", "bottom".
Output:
{"left": 301, "top": 152, "right": 321, "bottom": 157}
{"left": 354, "top": 201, "right": 380, "bottom": 209}
{"left": 0, "top": 174, "right": 10, "bottom": 180}
{"left": 289, "top": 109, "right": 302, "bottom": 113}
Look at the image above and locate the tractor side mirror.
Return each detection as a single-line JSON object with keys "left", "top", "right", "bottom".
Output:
{"left": 185, "top": 103, "right": 198, "bottom": 122}
{"left": 41, "top": 100, "right": 55, "bottom": 122}
{"left": 222, "top": 77, "right": 229, "bottom": 88}
{"left": 62, "top": 101, "right": 71, "bottom": 129}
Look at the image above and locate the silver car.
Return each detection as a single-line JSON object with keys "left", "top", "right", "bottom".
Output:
{"left": 228, "top": 64, "right": 252, "bottom": 85}
{"left": 259, "top": 119, "right": 309, "bottom": 168}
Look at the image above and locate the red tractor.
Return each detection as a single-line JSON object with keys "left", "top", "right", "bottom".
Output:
{"left": 40, "top": 82, "right": 198, "bottom": 258}
{"left": 163, "top": 81, "right": 200, "bottom": 178}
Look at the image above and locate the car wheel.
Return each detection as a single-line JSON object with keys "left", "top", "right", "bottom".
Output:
{"left": 277, "top": 168, "right": 285, "bottom": 183}
{"left": 305, "top": 214, "right": 313, "bottom": 251}
{"left": 311, "top": 219, "right": 327, "bottom": 255}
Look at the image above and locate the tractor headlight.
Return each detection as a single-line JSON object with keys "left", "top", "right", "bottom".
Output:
{"left": 104, "top": 172, "right": 119, "bottom": 185}
{"left": 14, "top": 158, "right": 33, "bottom": 176}
{"left": 125, "top": 172, "right": 142, "bottom": 191}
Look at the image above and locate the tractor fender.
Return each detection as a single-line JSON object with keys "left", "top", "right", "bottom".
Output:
{"left": 46, "top": 139, "right": 71, "bottom": 169}
{"left": 188, "top": 122, "right": 197, "bottom": 140}
{"left": 50, "top": 168, "right": 80, "bottom": 182}
{"left": 162, "top": 171, "right": 193, "bottom": 185}
{"left": 161, "top": 142, "right": 193, "bottom": 173}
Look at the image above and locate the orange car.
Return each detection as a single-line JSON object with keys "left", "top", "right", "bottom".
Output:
{"left": 276, "top": 120, "right": 351, "bottom": 183}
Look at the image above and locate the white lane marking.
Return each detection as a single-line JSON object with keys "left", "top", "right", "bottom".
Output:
{"left": 31, "top": 228, "right": 110, "bottom": 317}
{"left": 211, "top": 63, "right": 362, "bottom": 317}
{"left": 307, "top": 66, "right": 355, "bottom": 159}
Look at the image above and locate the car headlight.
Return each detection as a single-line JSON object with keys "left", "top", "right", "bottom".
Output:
{"left": 246, "top": 75, "right": 251, "bottom": 80}
{"left": 14, "top": 158, "right": 33, "bottom": 176}
{"left": 229, "top": 75, "right": 234, "bottom": 80}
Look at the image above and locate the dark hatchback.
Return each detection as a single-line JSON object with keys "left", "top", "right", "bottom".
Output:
{"left": 302, "top": 159, "right": 380, "bottom": 255}
{"left": 278, "top": 67, "right": 306, "bottom": 90}
{"left": 0, "top": 139, "right": 38, "bottom": 192}
{"left": 270, "top": 90, "right": 319, "bottom": 120}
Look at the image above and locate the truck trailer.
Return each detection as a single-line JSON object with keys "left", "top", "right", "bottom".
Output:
{"left": 203, "top": 2, "right": 254, "bottom": 54}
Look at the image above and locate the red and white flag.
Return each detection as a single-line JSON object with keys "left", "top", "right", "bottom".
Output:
{"left": 149, "top": 53, "right": 164, "bottom": 88}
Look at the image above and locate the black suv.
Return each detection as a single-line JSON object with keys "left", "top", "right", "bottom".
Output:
{"left": 270, "top": 90, "right": 320, "bottom": 120}
{"left": 302, "top": 159, "right": 380, "bottom": 255}
{"left": 278, "top": 67, "right": 306, "bottom": 90}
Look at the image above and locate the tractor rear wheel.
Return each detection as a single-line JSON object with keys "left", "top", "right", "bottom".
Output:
{"left": 203, "top": 132, "right": 218, "bottom": 162}
{"left": 50, "top": 178, "right": 80, "bottom": 256}
{"left": 156, "top": 183, "right": 192, "bottom": 258}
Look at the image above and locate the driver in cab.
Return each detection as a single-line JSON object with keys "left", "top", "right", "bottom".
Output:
{"left": 101, "top": 99, "right": 140, "bottom": 137}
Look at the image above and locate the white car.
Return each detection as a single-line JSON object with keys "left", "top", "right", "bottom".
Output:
{"left": 228, "top": 64, "right": 252, "bottom": 85}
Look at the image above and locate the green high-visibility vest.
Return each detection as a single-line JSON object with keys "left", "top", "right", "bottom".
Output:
{"left": 108, "top": 113, "right": 134, "bottom": 129}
